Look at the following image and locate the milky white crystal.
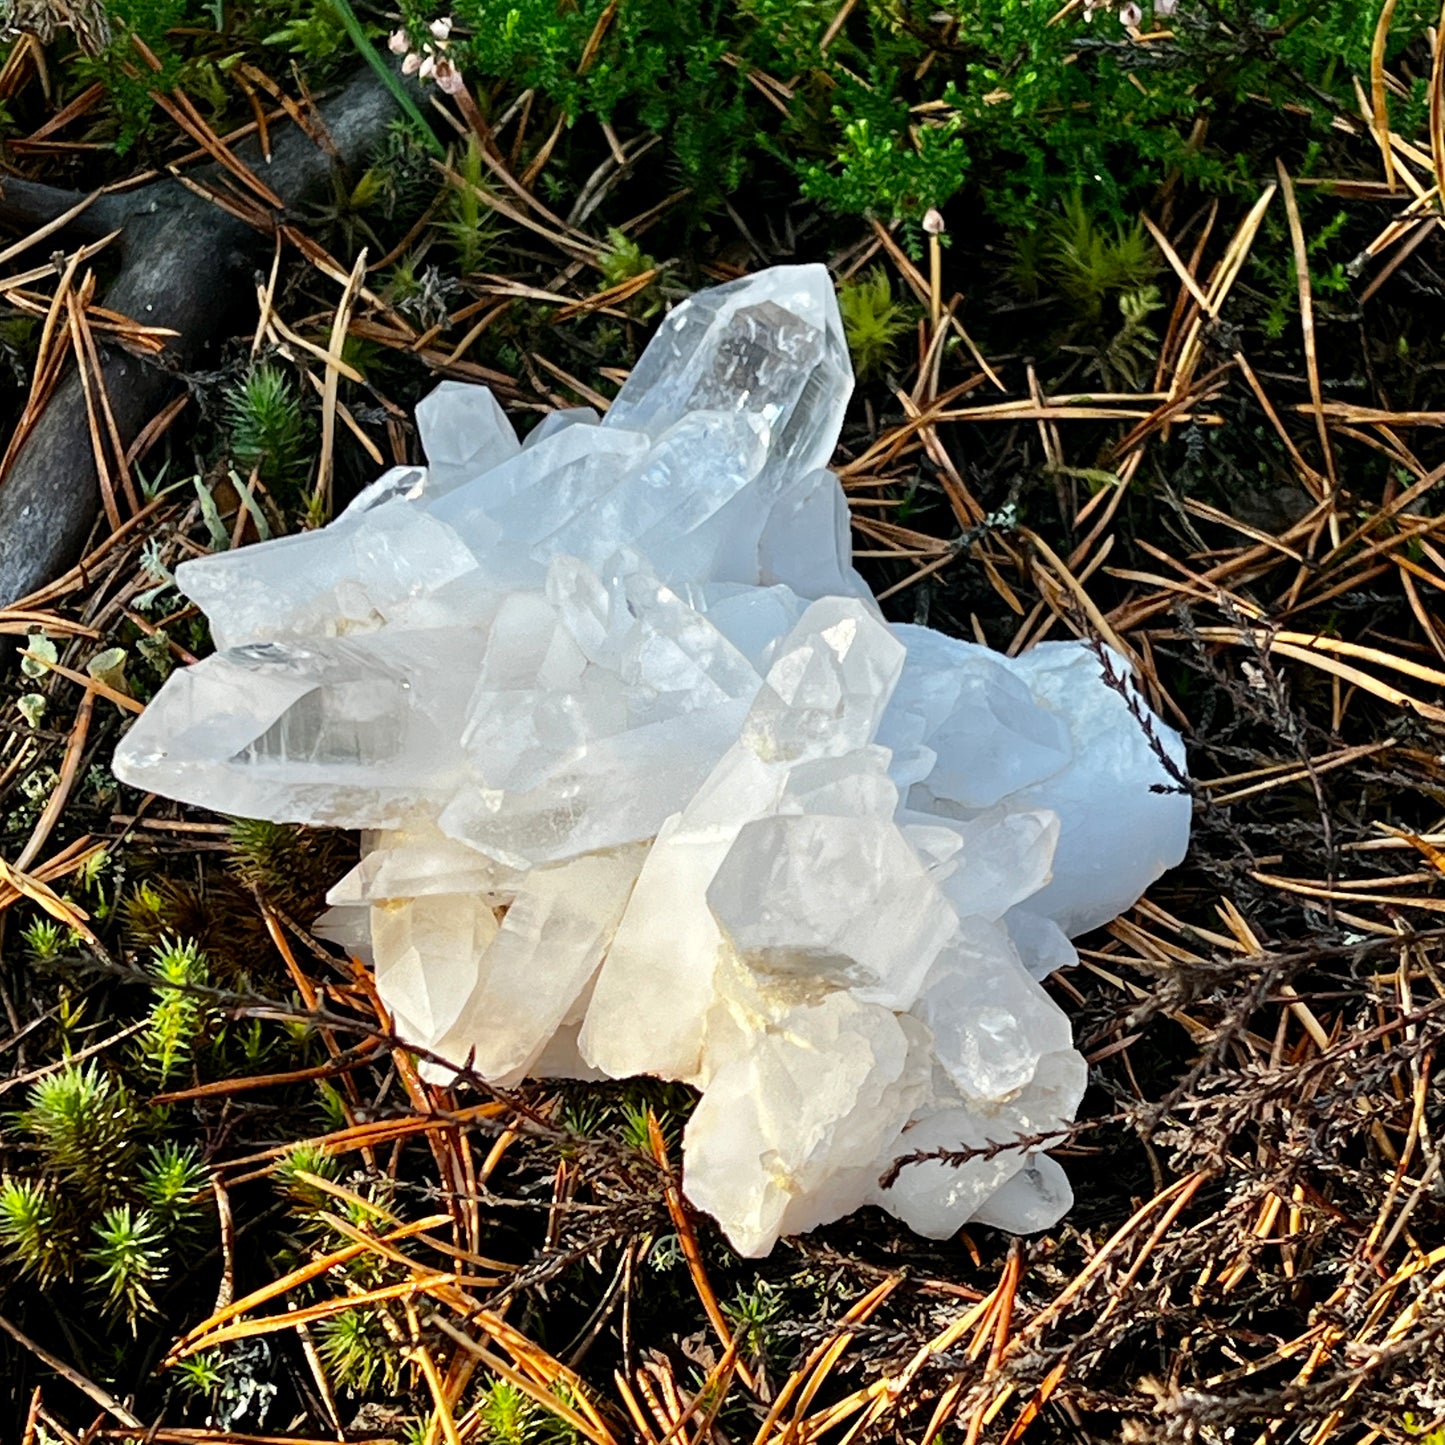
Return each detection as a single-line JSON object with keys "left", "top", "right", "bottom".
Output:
{"left": 112, "top": 264, "right": 1191, "bottom": 1257}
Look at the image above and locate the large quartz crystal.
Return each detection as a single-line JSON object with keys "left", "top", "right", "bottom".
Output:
{"left": 113, "top": 265, "right": 1191, "bottom": 1257}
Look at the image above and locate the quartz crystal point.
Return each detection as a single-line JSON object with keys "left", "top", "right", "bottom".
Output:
{"left": 112, "top": 263, "right": 1192, "bottom": 1258}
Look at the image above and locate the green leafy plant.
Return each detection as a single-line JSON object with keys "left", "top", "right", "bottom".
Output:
{"left": 87, "top": 1203, "right": 167, "bottom": 1327}
{"left": 138, "top": 1141, "right": 209, "bottom": 1226}
{"left": 21, "top": 918, "right": 67, "bottom": 962}
{"left": 366, "top": 122, "right": 442, "bottom": 222}
{"left": 472, "top": 1377, "right": 581, "bottom": 1444}
{"left": 1, "top": 1056, "right": 213, "bottom": 1329}
{"left": 417, "top": 0, "right": 1444, "bottom": 237}
{"left": 175, "top": 1351, "right": 230, "bottom": 1398}
{"left": 722, "top": 1278, "right": 786, "bottom": 1365}
{"left": 800, "top": 99, "right": 969, "bottom": 225}
{"left": 77, "top": 848, "right": 110, "bottom": 892}
{"left": 262, "top": 0, "right": 350, "bottom": 61}
{"left": 441, "top": 140, "right": 501, "bottom": 277}
{"left": 426, "top": 0, "right": 755, "bottom": 207}
{"left": 598, "top": 228, "right": 655, "bottom": 290}
{"left": 597, "top": 227, "right": 662, "bottom": 316}
{"left": 73, "top": 0, "right": 208, "bottom": 154}
{"left": 20, "top": 1062, "right": 139, "bottom": 1206}
{"left": 617, "top": 1100, "right": 657, "bottom": 1154}
{"left": 273, "top": 1140, "right": 342, "bottom": 1207}
{"left": 225, "top": 365, "right": 311, "bottom": 494}
{"left": 1403, "top": 1414, "right": 1445, "bottom": 1445}
{"left": 615, "top": 1079, "right": 694, "bottom": 1153}
{"left": 0, "top": 1177, "right": 67, "bottom": 1286}
{"left": 137, "top": 937, "right": 213, "bottom": 1084}
{"left": 315, "top": 1307, "right": 403, "bottom": 1394}
{"left": 1093, "top": 284, "right": 1165, "bottom": 390}
{"left": 227, "top": 817, "right": 352, "bottom": 919}
{"left": 1254, "top": 204, "right": 1353, "bottom": 341}
{"left": 1029, "top": 193, "right": 1160, "bottom": 325}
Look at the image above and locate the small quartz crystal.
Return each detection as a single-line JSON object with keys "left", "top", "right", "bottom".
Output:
{"left": 113, "top": 265, "right": 1191, "bottom": 1256}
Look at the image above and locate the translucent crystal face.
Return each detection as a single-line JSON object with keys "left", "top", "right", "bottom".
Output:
{"left": 604, "top": 266, "right": 853, "bottom": 485}
{"left": 112, "top": 263, "right": 1192, "bottom": 1258}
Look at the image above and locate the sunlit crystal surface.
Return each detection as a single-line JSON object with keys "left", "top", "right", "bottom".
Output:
{"left": 113, "top": 264, "right": 1191, "bottom": 1257}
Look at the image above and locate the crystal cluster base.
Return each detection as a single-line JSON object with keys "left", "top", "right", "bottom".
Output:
{"left": 113, "top": 265, "right": 1191, "bottom": 1257}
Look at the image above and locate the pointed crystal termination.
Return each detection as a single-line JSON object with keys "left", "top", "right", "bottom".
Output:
{"left": 605, "top": 264, "right": 853, "bottom": 484}
{"left": 111, "top": 263, "right": 1193, "bottom": 1260}
{"left": 176, "top": 495, "right": 481, "bottom": 650}
{"left": 417, "top": 380, "right": 521, "bottom": 493}
{"left": 112, "top": 631, "right": 474, "bottom": 828}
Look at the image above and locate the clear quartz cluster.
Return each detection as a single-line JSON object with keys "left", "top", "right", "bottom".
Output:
{"left": 113, "top": 265, "right": 1190, "bottom": 1256}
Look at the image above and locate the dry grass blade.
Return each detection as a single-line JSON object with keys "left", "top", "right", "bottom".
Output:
{"left": 1432, "top": 1, "right": 1445, "bottom": 219}
{"left": 14, "top": 691, "right": 92, "bottom": 871}
{"left": 1276, "top": 160, "right": 1341, "bottom": 540}
{"left": 0, "top": 856, "right": 100, "bottom": 946}
{"left": 1193, "top": 625, "right": 1445, "bottom": 721}
{"left": 1372, "top": 0, "right": 1403, "bottom": 187}
{"left": 316, "top": 248, "right": 368, "bottom": 514}
{"left": 266, "top": 309, "right": 367, "bottom": 382}
{"left": 1171, "top": 183, "right": 1276, "bottom": 397}
{"left": 172, "top": 1276, "right": 458, "bottom": 1355}
{"left": 167, "top": 1213, "right": 453, "bottom": 1360}
{"left": 0, "top": 1315, "right": 142, "bottom": 1428}
{"left": 1232, "top": 349, "right": 1328, "bottom": 491}
{"left": 0, "top": 245, "right": 83, "bottom": 487}
{"left": 790, "top": 1285, "right": 1001, "bottom": 1440}
{"left": 1142, "top": 213, "right": 1212, "bottom": 312}
{"left": 749, "top": 1276, "right": 902, "bottom": 1443}
{"left": 0, "top": 838, "right": 107, "bottom": 914}
{"left": 429, "top": 1314, "right": 622, "bottom": 1445}
{"left": 67, "top": 283, "right": 140, "bottom": 516}
{"left": 0, "top": 193, "right": 102, "bottom": 267}
{"left": 552, "top": 267, "right": 660, "bottom": 322}
{"left": 435, "top": 159, "right": 597, "bottom": 262}
{"left": 1015, "top": 1172, "right": 1210, "bottom": 1344}
{"left": 1019, "top": 526, "right": 1139, "bottom": 665}
{"left": 144, "top": 78, "right": 285, "bottom": 211}
{"left": 149, "top": 1041, "right": 384, "bottom": 1104}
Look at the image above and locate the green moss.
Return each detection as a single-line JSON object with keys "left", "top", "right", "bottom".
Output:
{"left": 838, "top": 267, "right": 914, "bottom": 380}
{"left": 227, "top": 817, "right": 354, "bottom": 920}
{"left": 225, "top": 365, "right": 312, "bottom": 497}
{"left": 136, "top": 938, "right": 213, "bottom": 1085}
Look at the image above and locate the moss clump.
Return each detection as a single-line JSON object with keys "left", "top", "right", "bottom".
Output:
{"left": 838, "top": 266, "right": 914, "bottom": 380}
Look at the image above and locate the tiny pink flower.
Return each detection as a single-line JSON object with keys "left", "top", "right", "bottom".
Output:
{"left": 401, "top": 49, "right": 422, "bottom": 74}
{"left": 1119, "top": 1, "right": 1142, "bottom": 23}
{"left": 433, "top": 56, "right": 464, "bottom": 93}
{"left": 429, "top": 15, "right": 452, "bottom": 39}
{"left": 419, "top": 51, "right": 436, "bottom": 78}
{"left": 388, "top": 27, "right": 408, "bottom": 53}
{"left": 1155, "top": 0, "right": 1177, "bottom": 14}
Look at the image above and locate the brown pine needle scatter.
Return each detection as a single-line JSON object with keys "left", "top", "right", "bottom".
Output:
{"left": 0, "top": 36, "right": 1443, "bottom": 1445}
